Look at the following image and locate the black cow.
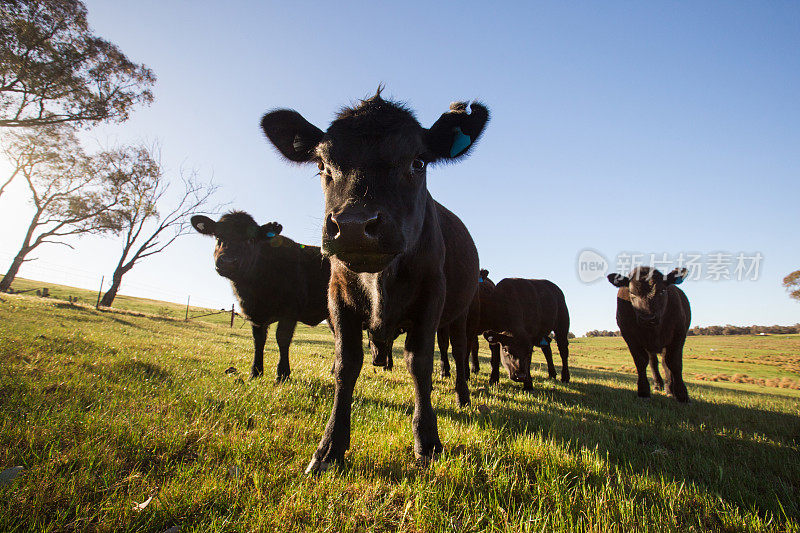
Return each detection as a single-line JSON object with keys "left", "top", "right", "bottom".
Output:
{"left": 607, "top": 266, "right": 691, "bottom": 402}
{"left": 482, "top": 278, "right": 570, "bottom": 390}
{"left": 191, "top": 212, "right": 330, "bottom": 381}
{"left": 261, "top": 90, "right": 488, "bottom": 472}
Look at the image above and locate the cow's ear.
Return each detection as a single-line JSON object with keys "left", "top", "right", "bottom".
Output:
{"left": 191, "top": 215, "right": 216, "bottom": 235}
{"left": 260, "top": 221, "right": 282, "bottom": 239}
{"left": 665, "top": 267, "right": 688, "bottom": 285}
{"left": 607, "top": 273, "right": 629, "bottom": 287}
{"left": 483, "top": 330, "right": 511, "bottom": 345}
{"left": 479, "top": 269, "right": 489, "bottom": 280}
{"left": 424, "top": 101, "right": 489, "bottom": 163}
{"left": 261, "top": 110, "right": 325, "bottom": 163}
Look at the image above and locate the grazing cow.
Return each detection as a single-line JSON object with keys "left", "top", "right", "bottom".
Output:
{"left": 482, "top": 278, "right": 570, "bottom": 390}
{"left": 439, "top": 268, "right": 497, "bottom": 377}
{"left": 191, "top": 212, "right": 330, "bottom": 381}
{"left": 261, "top": 91, "right": 488, "bottom": 472}
{"left": 607, "top": 266, "right": 690, "bottom": 402}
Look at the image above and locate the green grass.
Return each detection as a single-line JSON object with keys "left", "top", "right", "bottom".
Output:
{"left": 6, "top": 277, "right": 239, "bottom": 327}
{"left": 1, "top": 292, "right": 799, "bottom": 532}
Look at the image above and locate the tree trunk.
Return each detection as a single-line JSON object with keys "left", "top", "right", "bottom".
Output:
{"left": 99, "top": 272, "right": 123, "bottom": 307}
{"left": 0, "top": 253, "right": 27, "bottom": 292}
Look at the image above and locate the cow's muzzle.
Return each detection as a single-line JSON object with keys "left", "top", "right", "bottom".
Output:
{"left": 323, "top": 208, "right": 398, "bottom": 272}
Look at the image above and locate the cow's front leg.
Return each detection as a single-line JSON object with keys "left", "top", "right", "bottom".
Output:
{"left": 275, "top": 320, "right": 296, "bottom": 382}
{"left": 404, "top": 324, "right": 443, "bottom": 460}
{"left": 663, "top": 340, "right": 689, "bottom": 403}
{"left": 628, "top": 343, "right": 651, "bottom": 399}
{"left": 488, "top": 342, "right": 501, "bottom": 385}
{"left": 540, "top": 342, "right": 558, "bottom": 380}
{"left": 649, "top": 350, "right": 664, "bottom": 391}
{"left": 305, "top": 306, "right": 363, "bottom": 474}
{"left": 250, "top": 323, "right": 268, "bottom": 379}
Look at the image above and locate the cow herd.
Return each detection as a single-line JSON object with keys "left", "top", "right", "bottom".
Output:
{"left": 191, "top": 90, "right": 692, "bottom": 473}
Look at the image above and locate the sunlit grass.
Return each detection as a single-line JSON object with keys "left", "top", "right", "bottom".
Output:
{"left": 1, "top": 293, "right": 798, "bottom": 532}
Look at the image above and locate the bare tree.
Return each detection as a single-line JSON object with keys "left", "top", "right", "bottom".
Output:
{"left": 98, "top": 143, "right": 219, "bottom": 307}
{"left": 0, "top": 125, "right": 127, "bottom": 291}
{"left": 0, "top": 0, "right": 155, "bottom": 128}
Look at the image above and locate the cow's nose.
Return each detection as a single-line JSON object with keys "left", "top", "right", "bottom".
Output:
{"left": 326, "top": 210, "right": 381, "bottom": 248}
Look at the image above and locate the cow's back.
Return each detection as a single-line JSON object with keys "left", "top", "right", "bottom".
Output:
{"left": 527, "top": 279, "right": 567, "bottom": 333}
{"left": 235, "top": 239, "right": 329, "bottom": 327}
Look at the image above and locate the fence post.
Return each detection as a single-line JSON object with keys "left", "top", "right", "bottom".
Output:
{"left": 230, "top": 304, "right": 235, "bottom": 328}
{"left": 95, "top": 275, "right": 104, "bottom": 309}
{"left": 185, "top": 296, "right": 190, "bottom": 321}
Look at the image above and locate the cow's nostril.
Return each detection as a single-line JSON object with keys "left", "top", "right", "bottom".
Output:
{"left": 364, "top": 214, "right": 381, "bottom": 238}
{"left": 325, "top": 213, "right": 340, "bottom": 239}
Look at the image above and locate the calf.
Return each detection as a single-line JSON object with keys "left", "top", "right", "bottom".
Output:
{"left": 607, "top": 266, "right": 690, "bottom": 402}
{"left": 261, "top": 91, "right": 487, "bottom": 472}
{"left": 482, "top": 278, "right": 570, "bottom": 390}
{"left": 191, "top": 212, "right": 330, "bottom": 381}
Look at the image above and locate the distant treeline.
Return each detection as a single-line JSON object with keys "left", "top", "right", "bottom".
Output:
{"left": 583, "top": 324, "right": 800, "bottom": 337}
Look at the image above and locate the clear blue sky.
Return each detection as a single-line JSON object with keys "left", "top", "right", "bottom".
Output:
{"left": 1, "top": 1, "right": 798, "bottom": 334}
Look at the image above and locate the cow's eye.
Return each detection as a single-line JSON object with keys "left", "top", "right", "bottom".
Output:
{"left": 317, "top": 162, "right": 325, "bottom": 171}
{"left": 410, "top": 158, "right": 425, "bottom": 172}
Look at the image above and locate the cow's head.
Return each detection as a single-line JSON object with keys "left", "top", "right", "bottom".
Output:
{"left": 261, "top": 89, "right": 489, "bottom": 273}
{"left": 191, "top": 211, "right": 282, "bottom": 279}
{"left": 483, "top": 330, "right": 533, "bottom": 385}
{"left": 607, "top": 266, "right": 688, "bottom": 327}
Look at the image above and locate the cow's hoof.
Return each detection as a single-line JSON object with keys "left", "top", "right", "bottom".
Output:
{"left": 304, "top": 457, "right": 332, "bottom": 476}
{"left": 382, "top": 365, "right": 393, "bottom": 372}
{"left": 548, "top": 373, "right": 558, "bottom": 380}
{"left": 561, "top": 374, "right": 570, "bottom": 383}
{"left": 275, "top": 374, "right": 290, "bottom": 383}
{"left": 413, "top": 442, "right": 442, "bottom": 463}
{"left": 522, "top": 383, "right": 534, "bottom": 392}
{"left": 249, "top": 372, "right": 263, "bottom": 381}
{"left": 637, "top": 394, "right": 652, "bottom": 401}
{"left": 653, "top": 383, "right": 664, "bottom": 392}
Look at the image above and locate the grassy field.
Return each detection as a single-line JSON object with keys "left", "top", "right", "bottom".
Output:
{"left": 1, "top": 291, "right": 799, "bottom": 532}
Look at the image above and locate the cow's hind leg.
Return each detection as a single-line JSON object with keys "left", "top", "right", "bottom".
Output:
{"left": 447, "top": 313, "right": 471, "bottom": 407}
{"left": 250, "top": 323, "right": 268, "bottom": 379}
{"left": 650, "top": 351, "right": 664, "bottom": 391}
{"left": 469, "top": 335, "right": 480, "bottom": 375}
{"left": 306, "top": 306, "right": 363, "bottom": 474}
{"left": 555, "top": 331, "right": 570, "bottom": 383}
{"left": 437, "top": 326, "right": 451, "bottom": 378}
{"left": 275, "top": 320, "right": 296, "bottom": 382}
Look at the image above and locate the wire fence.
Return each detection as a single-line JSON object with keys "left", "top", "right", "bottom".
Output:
{"left": 0, "top": 251, "right": 243, "bottom": 327}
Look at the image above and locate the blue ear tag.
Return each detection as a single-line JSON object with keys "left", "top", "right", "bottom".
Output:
{"left": 673, "top": 276, "right": 685, "bottom": 285}
{"left": 539, "top": 337, "right": 549, "bottom": 346}
{"left": 478, "top": 277, "right": 483, "bottom": 283}
{"left": 266, "top": 232, "right": 275, "bottom": 238}
{"left": 450, "top": 127, "right": 472, "bottom": 157}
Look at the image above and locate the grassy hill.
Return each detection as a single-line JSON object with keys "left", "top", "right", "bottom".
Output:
{"left": 5, "top": 277, "right": 239, "bottom": 327}
{"left": 1, "top": 289, "right": 798, "bottom": 531}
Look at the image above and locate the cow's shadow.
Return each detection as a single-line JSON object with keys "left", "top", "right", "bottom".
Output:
{"left": 296, "top": 355, "right": 800, "bottom": 521}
